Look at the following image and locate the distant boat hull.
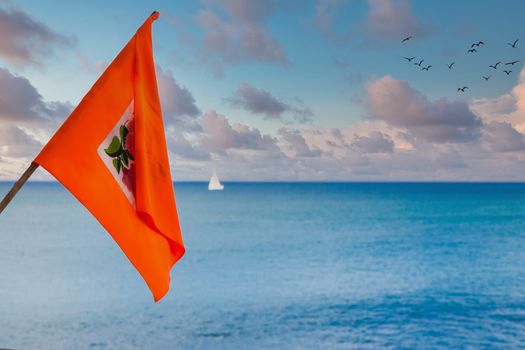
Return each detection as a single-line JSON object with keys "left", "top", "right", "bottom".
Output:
{"left": 208, "top": 183, "right": 224, "bottom": 191}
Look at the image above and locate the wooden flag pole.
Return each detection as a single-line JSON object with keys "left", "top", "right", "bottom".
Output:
{"left": 0, "top": 162, "right": 39, "bottom": 215}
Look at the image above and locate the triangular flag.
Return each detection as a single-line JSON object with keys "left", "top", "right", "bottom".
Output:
{"left": 34, "top": 12, "right": 185, "bottom": 301}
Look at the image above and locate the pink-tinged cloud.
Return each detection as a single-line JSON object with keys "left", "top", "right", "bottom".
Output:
{"left": 0, "top": 4, "right": 74, "bottom": 67}
{"left": 203, "top": 0, "right": 275, "bottom": 22}
{"left": 199, "top": 109, "right": 281, "bottom": 154}
{"left": 363, "top": 0, "right": 433, "bottom": 41}
{"left": 471, "top": 64, "right": 525, "bottom": 133}
{"left": 196, "top": 0, "right": 287, "bottom": 65}
{"left": 365, "top": 75, "right": 482, "bottom": 143}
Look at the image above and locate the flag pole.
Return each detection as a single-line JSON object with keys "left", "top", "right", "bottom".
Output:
{"left": 0, "top": 162, "right": 39, "bottom": 215}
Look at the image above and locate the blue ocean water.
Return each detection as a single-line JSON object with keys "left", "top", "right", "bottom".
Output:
{"left": 1, "top": 182, "right": 525, "bottom": 349}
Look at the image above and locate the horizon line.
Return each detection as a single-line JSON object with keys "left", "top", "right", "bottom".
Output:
{"left": 2, "top": 180, "right": 525, "bottom": 184}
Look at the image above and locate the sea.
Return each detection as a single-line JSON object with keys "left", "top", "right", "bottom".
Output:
{"left": 1, "top": 182, "right": 525, "bottom": 349}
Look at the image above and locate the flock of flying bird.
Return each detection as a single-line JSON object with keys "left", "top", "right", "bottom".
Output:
{"left": 401, "top": 35, "right": 521, "bottom": 93}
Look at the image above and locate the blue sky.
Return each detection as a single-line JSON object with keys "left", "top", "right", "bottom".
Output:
{"left": 2, "top": 0, "right": 525, "bottom": 181}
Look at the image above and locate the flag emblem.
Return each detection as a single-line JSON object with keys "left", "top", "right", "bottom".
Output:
{"left": 99, "top": 102, "right": 136, "bottom": 205}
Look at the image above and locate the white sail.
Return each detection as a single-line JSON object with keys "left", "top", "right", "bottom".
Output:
{"left": 208, "top": 170, "right": 224, "bottom": 190}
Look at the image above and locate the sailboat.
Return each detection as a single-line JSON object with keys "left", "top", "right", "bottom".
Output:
{"left": 208, "top": 170, "right": 224, "bottom": 191}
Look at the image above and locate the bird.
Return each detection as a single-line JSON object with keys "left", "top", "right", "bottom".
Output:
{"left": 483, "top": 75, "right": 491, "bottom": 81}
{"left": 468, "top": 48, "right": 477, "bottom": 53}
{"left": 422, "top": 65, "right": 432, "bottom": 71}
{"left": 489, "top": 62, "right": 501, "bottom": 69}
{"left": 402, "top": 36, "right": 412, "bottom": 43}
{"left": 447, "top": 62, "right": 455, "bottom": 69}
{"left": 504, "top": 70, "right": 512, "bottom": 75}
{"left": 505, "top": 60, "right": 519, "bottom": 65}
{"left": 457, "top": 86, "right": 469, "bottom": 92}
{"left": 404, "top": 56, "right": 416, "bottom": 62}
{"left": 508, "top": 39, "right": 519, "bottom": 48}
{"left": 471, "top": 41, "right": 485, "bottom": 48}
{"left": 415, "top": 59, "right": 424, "bottom": 67}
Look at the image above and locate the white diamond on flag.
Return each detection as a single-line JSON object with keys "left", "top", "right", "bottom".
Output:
{"left": 97, "top": 101, "right": 136, "bottom": 207}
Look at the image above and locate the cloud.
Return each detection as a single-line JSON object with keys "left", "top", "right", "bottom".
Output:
{"left": 431, "top": 149, "right": 467, "bottom": 169}
{"left": 167, "top": 130, "right": 210, "bottom": 161}
{"left": 74, "top": 52, "right": 109, "bottom": 75}
{"left": 199, "top": 109, "right": 281, "bottom": 154}
{"left": 0, "top": 67, "right": 71, "bottom": 125}
{"left": 229, "top": 83, "right": 286, "bottom": 118}
{"left": 301, "top": 124, "right": 409, "bottom": 159}
{"left": 154, "top": 66, "right": 208, "bottom": 160}
{"left": 365, "top": 75, "right": 482, "bottom": 143}
{"left": 0, "top": 68, "right": 71, "bottom": 179}
{"left": 314, "top": 0, "right": 351, "bottom": 42}
{"left": 351, "top": 131, "right": 394, "bottom": 153}
{"left": 0, "top": 125, "right": 42, "bottom": 158}
{"left": 278, "top": 127, "right": 322, "bottom": 157}
{"left": 471, "top": 64, "right": 525, "bottom": 132}
{"left": 195, "top": 0, "right": 287, "bottom": 66}
{"left": 0, "top": 3, "right": 74, "bottom": 67}
{"left": 484, "top": 121, "right": 525, "bottom": 153}
{"left": 362, "top": 0, "right": 433, "bottom": 42}
{"left": 227, "top": 83, "right": 313, "bottom": 122}
{"left": 204, "top": 0, "right": 275, "bottom": 21}
{"left": 313, "top": 0, "right": 432, "bottom": 44}
{"left": 156, "top": 65, "right": 201, "bottom": 128}
{"left": 471, "top": 94, "right": 516, "bottom": 119}
{"left": 6, "top": 47, "right": 525, "bottom": 181}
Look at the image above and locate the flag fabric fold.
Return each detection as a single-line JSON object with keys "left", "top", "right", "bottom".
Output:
{"left": 34, "top": 12, "right": 185, "bottom": 302}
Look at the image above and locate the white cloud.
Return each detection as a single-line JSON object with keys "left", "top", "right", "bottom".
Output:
{"left": 471, "top": 64, "right": 525, "bottom": 132}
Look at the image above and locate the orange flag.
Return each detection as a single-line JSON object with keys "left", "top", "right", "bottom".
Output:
{"left": 34, "top": 12, "right": 185, "bottom": 301}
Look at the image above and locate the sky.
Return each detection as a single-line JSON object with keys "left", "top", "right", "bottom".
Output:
{"left": 2, "top": 0, "right": 525, "bottom": 181}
